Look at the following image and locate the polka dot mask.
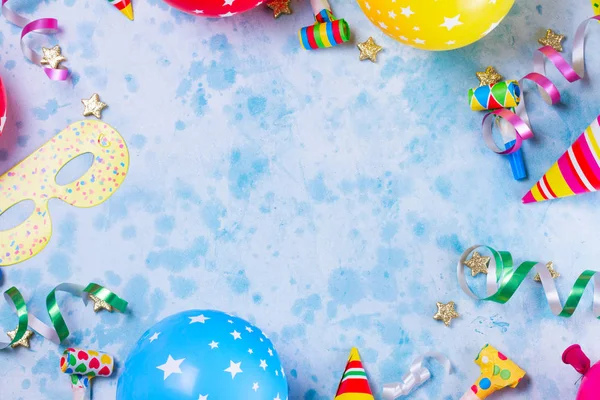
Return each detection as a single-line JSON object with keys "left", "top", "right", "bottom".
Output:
{"left": 0, "top": 121, "right": 129, "bottom": 266}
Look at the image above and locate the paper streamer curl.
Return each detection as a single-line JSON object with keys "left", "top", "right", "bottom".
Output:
{"left": 1, "top": 283, "right": 127, "bottom": 349}
{"left": 299, "top": 0, "right": 350, "bottom": 50}
{"left": 482, "top": 15, "right": 600, "bottom": 155}
{"left": 458, "top": 245, "right": 600, "bottom": 319}
{"left": 382, "top": 352, "right": 452, "bottom": 399}
{"left": 1, "top": 0, "right": 69, "bottom": 80}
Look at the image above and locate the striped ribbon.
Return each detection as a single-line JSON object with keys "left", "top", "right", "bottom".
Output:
{"left": 1, "top": 283, "right": 127, "bottom": 349}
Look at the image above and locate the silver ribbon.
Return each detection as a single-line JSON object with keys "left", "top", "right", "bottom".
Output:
{"left": 11, "top": 283, "right": 90, "bottom": 345}
{"left": 458, "top": 245, "right": 600, "bottom": 318}
{"left": 382, "top": 352, "right": 452, "bottom": 399}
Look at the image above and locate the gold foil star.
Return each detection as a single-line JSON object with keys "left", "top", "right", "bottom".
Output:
{"left": 464, "top": 251, "right": 490, "bottom": 276}
{"left": 358, "top": 37, "right": 383, "bottom": 63}
{"left": 89, "top": 294, "right": 113, "bottom": 313}
{"left": 6, "top": 328, "right": 34, "bottom": 349}
{"left": 82, "top": 94, "right": 107, "bottom": 119}
{"left": 433, "top": 301, "right": 459, "bottom": 327}
{"left": 534, "top": 261, "right": 561, "bottom": 282}
{"left": 538, "top": 29, "right": 565, "bottom": 52}
{"left": 476, "top": 66, "right": 503, "bottom": 86}
{"left": 40, "top": 45, "right": 67, "bottom": 69}
{"left": 266, "top": 0, "right": 292, "bottom": 18}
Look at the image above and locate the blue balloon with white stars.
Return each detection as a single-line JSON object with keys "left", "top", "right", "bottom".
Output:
{"left": 117, "top": 310, "right": 288, "bottom": 400}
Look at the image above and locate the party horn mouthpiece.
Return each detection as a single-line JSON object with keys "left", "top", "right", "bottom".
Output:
{"left": 563, "top": 344, "right": 591, "bottom": 375}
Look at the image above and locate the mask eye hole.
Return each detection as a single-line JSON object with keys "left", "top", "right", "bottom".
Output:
{"left": 0, "top": 199, "right": 35, "bottom": 231}
{"left": 55, "top": 152, "right": 94, "bottom": 186}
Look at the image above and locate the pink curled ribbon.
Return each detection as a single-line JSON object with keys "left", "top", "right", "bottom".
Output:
{"left": 483, "top": 15, "right": 600, "bottom": 155}
{"left": 1, "top": 0, "right": 69, "bottom": 80}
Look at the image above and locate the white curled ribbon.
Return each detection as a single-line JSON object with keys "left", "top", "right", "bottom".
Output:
{"left": 382, "top": 352, "right": 452, "bottom": 399}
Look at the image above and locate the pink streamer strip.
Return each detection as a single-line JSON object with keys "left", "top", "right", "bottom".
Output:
{"left": 482, "top": 15, "right": 600, "bottom": 155}
{"left": 1, "top": 0, "right": 69, "bottom": 81}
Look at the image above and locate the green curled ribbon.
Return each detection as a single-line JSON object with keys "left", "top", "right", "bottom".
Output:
{"left": 1, "top": 283, "right": 127, "bottom": 349}
{"left": 458, "top": 245, "right": 600, "bottom": 319}
{"left": 0, "top": 287, "right": 28, "bottom": 349}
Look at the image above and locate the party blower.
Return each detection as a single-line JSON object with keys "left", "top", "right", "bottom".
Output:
{"left": 60, "top": 348, "right": 114, "bottom": 400}
{"left": 298, "top": 0, "right": 350, "bottom": 50}
{"left": 563, "top": 344, "right": 600, "bottom": 399}
{"left": 468, "top": 78, "right": 526, "bottom": 181}
{"left": 461, "top": 344, "right": 526, "bottom": 400}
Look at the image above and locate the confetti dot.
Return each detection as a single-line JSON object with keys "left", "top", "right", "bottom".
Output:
{"left": 500, "top": 369, "right": 512, "bottom": 380}
{"left": 479, "top": 378, "right": 491, "bottom": 390}
{"left": 493, "top": 365, "right": 501, "bottom": 376}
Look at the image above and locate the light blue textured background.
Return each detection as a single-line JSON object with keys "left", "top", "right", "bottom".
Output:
{"left": 1, "top": 0, "right": 600, "bottom": 399}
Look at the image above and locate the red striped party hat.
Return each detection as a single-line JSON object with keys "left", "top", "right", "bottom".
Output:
{"left": 334, "top": 348, "right": 374, "bottom": 400}
{"left": 523, "top": 115, "right": 600, "bottom": 203}
{"left": 108, "top": 0, "right": 134, "bottom": 21}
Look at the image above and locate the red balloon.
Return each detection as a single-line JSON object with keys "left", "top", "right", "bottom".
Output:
{"left": 0, "top": 76, "right": 6, "bottom": 137}
{"left": 163, "top": 0, "right": 263, "bottom": 17}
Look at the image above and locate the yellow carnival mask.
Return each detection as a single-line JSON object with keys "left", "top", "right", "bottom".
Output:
{"left": 0, "top": 121, "right": 129, "bottom": 266}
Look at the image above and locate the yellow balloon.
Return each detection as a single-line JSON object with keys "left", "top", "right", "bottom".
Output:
{"left": 358, "top": 0, "right": 515, "bottom": 51}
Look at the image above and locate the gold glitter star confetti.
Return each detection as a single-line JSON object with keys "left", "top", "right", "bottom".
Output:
{"left": 266, "top": 0, "right": 292, "bottom": 18}
{"left": 89, "top": 294, "right": 113, "bottom": 313}
{"left": 40, "top": 45, "right": 67, "bottom": 69}
{"left": 534, "top": 261, "right": 561, "bottom": 282}
{"left": 358, "top": 37, "right": 383, "bottom": 63}
{"left": 82, "top": 94, "right": 107, "bottom": 119}
{"left": 464, "top": 251, "right": 490, "bottom": 276}
{"left": 476, "top": 66, "right": 503, "bottom": 86}
{"left": 538, "top": 29, "right": 565, "bottom": 52}
{"left": 6, "top": 328, "right": 34, "bottom": 349}
{"left": 433, "top": 301, "right": 459, "bottom": 327}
